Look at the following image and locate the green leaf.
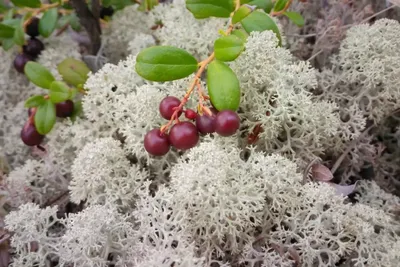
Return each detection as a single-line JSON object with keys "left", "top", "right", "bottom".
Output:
{"left": 248, "top": 0, "right": 273, "bottom": 13}
{"left": 214, "top": 35, "right": 245, "bottom": 62}
{"left": 231, "top": 29, "right": 248, "bottom": 42}
{"left": 24, "top": 95, "right": 45, "bottom": 108}
{"left": 57, "top": 58, "right": 91, "bottom": 87}
{"left": 186, "top": 0, "right": 234, "bottom": 19}
{"left": 283, "top": 11, "right": 304, "bottom": 27}
{"left": 241, "top": 11, "right": 282, "bottom": 46}
{"left": 1, "top": 38, "right": 14, "bottom": 50}
{"left": 232, "top": 5, "right": 252, "bottom": 24}
{"left": 68, "top": 14, "right": 81, "bottom": 31}
{"left": 39, "top": 8, "right": 58, "bottom": 37}
{"left": 273, "top": 0, "right": 287, "bottom": 12}
{"left": 207, "top": 60, "right": 240, "bottom": 111}
{"left": 13, "top": 18, "right": 25, "bottom": 46}
{"left": 24, "top": 62, "right": 55, "bottom": 89}
{"left": 34, "top": 99, "right": 56, "bottom": 135}
{"left": 49, "top": 81, "right": 71, "bottom": 103}
{"left": 0, "top": 23, "right": 15, "bottom": 38}
{"left": 70, "top": 100, "right": 83, "bottom": 122}
{"left": 138, "top": 0, "right": 158, "bottom": 11}
{"left": 135, "top": 46, "right": 198, "bottom": 82}
{"left": 11, "top": 0, "right": 41, "bottom": 8}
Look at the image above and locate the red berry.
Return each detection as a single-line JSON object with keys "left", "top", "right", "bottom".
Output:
{"left": 185, "top": 109, "right": 197, "bottom": 120}
{"left": 56, "top": 100, "right": 74, "bottom": 118}
{"left": 144, "top": 129, "right": 170, "bottom": 156}
{"left": 26, "top": 17, "right": 40, "bottom": 37}
{"left": 195, "top": 109, "right": 218, "bottom": 134}
{"left": 21, "top": 121, "right": 45, "bottom": 146}
{"left": 215, "top": 110, "right": 240, "bottom": 136}
{"left": 14, "top": 53, "right": 33, "bottom": 73}
{"left": 23, "top": 38, "right": 45, "bottom": 58}
{"left": 169, "top": 121, "right": 199, "bottom": 150}
{"left": 159, "top": 96, "right": 182, "bottom": 120}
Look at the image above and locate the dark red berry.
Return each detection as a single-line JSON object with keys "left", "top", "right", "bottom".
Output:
{"left": 159, "top": 96, "right": 182, "bottom": 120}
{"left": 215, "top": 110, "right": 240, "bottom": 137}
{"left": 195, "top": 109, "right": 218, "bottom": 134}
{"left": 23, "top": 38, "right": 45, "bottom": 58}
{"left": 56, "top": 100, "right": 74, "bottom": 118}
{"left": 13, "top": 53, "right": 33, "bottom": 73}
{"left": 21, "top": 121, "right": 45, "bottom": 146}
{"left": 185, "top": 109, "right": 197, "bottom": 120}
{"left": 169, "top": 121, "right": 199, "bottom": 150}
{"left": 144, "top": 129, "right": 170, "bottom": 156}
{"left": 26, "top": 17, "right": 40, "bottom": 37}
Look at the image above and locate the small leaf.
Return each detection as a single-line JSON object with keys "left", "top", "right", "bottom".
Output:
{"left": 57, "top": 58, "right": 90, "bottom": 87}
{"left": 135, "top": 46, "right": 198, "bottom": 82}
{"left": 231, "top": 29, "right": 248, "bottom": 42}
{"left": 39, "top": 8, "right": 58, "bottom": 37}
{"left": 241, "top": 11, "right": 282, "bottom": 46}
{"left": 232, "top": 5, "right": 252, "bottom": 24}
{"left": 13, "top": 18, "right": 25, "bottom": 46}
{"left": 24, "top": 62, "right": 55, "bottom": 89}
{"left": 34, "top": 99, "right": 56, "bottom": 135}
{"left": 186, "top": 0, "right": 234, "bottom": 19}
{"left": 248, "top": 0, "right": 274, "bottom": 13}
{"left": 11, "top": 0, "right": 41, "bottom": 8}
{"left": 0, "top": 23, "right": 15, "bottom": 38}
{"left": 25, "top": 95, "right": 45, "bottom": 108}
{"left": 138, "top": 0, "right": 158, "bottom": 11}
{"left": 283, "top": 11, "right": 304, "bottom": 27}
{"left": 70, "top": 100, "right": 83, "bottom": 122}
{"left": 273, "top": 0, "right": 288, "bottom": 12}
{"left": 49, "top": 81, "right": 70, "bottom": 103}
{"left": 1, "top": 38, "right": 14, "bottom": 50}
{"left": 214, "top": 35, "right": 245, "bottom": 62}
{"left": 311, "top": 164, "right": 333, "bottom": 182}
{"left": 207, "top": 60, "right": 240, "bottom": 111}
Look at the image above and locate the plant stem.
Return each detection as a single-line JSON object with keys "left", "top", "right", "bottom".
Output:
{"left": 271, "top": 0, "right": 293, "bottom": 16}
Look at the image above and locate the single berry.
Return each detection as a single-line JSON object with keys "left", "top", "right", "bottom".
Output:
{"left": 13, "top": 53, "right": 33, "bottom": 73}
{"left": 196, "top": 109, "right": 218, "bottom": 134}
{"left": 23, "top": 38, "right": 45, "bottom": 58}
{"left": 159, "top": 96, "right": 182, "bottom": 120}
{"left": 185, "top": 109, "right": 197, "bottom": 120}
{"left": 144, "top": 129, "right": 170, "bottom": 156}
{"left": 215, "top": 110, "right": 240, "bottom": 137}
{"left": 56, "top": 100, "right": 74, "bottom": 118}
{"left": 26, "top": 17, "right": 40, "bottom": 37}
{"left": 169, "top": 121, "right": 199, "bottom": 150}
{"left": 21, "top": 121, "right": 45, "bottom": 146}
{"left": 100, "top": 6, "right": 114, "bottom": 19}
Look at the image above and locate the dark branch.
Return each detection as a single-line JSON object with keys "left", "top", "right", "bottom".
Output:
{"left": 91, "top": 0, "right": 101, "bottom": 21}
{"left": 69, "top": 0, "right": 102, "bottom": 55}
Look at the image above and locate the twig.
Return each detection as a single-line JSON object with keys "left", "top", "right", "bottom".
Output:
{"left": 69, "top": 0, "right": 102, "bottom": 55}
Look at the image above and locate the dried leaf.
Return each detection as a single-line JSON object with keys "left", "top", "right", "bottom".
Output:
{"left": 329, "top": 181, "right": 358, "bottom": 196}
{"left": 311, "top": 164, "right": 333, "bottom": 182}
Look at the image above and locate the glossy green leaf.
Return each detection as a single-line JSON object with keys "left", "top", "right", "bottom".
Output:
{"left": 1, "top": 38, "right": 14, "bottom": 50}
{"left": 135, "top": 46, "right": 198, "bottom": 82}
{"left": 207, "top": 60, "right": 240, "bottom": 111}
{"left": 214, "top": 35, "right": 245, "bottom": 62}
{"left": 273, "top": 0, "right": 287, "bottom": 12}
{"left": 248, "top": 0, "right": 273, "bottom": 13}
{"left": 13, "top": 18, "right": 25, "bottom": 46}
{"left": 39, "top": 8, "right": 58, "bottom": 37}
{"left": 241, "top": 11, "right": 282, "bottom": 46}
{"left": 186, "top": 0, "right": 234, "bottom": 19}
{"left": 24, "top": 95, "right": 45, "bottom": 108}
{"left": 49, "top": 81, "right": 70, "bottom": 103}
{"left": 0, "top": 23, "right": 15, "bottom": 38}
{"left": 24, "top": 62, "right": 55, "bottom": 89}
{"left": 231, "top": 29, "right": 248, "bottom": 42}
{"left": 57, "top": 58, "right": 91, "bottom": 87}
{"left": 283, "top": 11, "right": 304, "bottom": 27}
{"left": 11, "top": 0, "right": 41, "bottom": 8}
{"left": 232, "top": 5, "right": 252, "bottom": 24}
{"left": 34, "top": 99, "right": 56, "bottom": 135}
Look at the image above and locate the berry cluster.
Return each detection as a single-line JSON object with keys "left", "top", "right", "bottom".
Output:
{"left": 21, "top": 100, "right": 75, "bottom": 147}
{"left": 144, "top": 96, "right": 240, "bottom": 156}
{"left": 13, "top": 17, "right": 45, "bottom": 74}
